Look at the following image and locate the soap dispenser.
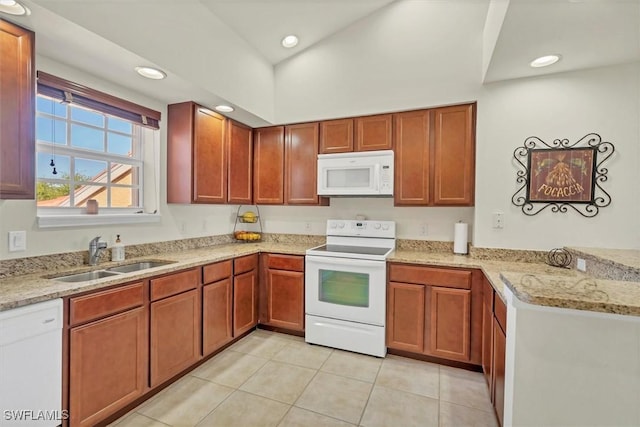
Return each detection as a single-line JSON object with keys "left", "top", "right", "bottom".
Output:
{"left": 112, "top": 235, "right": 125, "bottom": 262}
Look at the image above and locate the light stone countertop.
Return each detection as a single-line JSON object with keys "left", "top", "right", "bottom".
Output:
{"left": 568, "top": 247, "right": 640, "bottom": 272}
{"left": 0, "top": 242, "right": 637, "bottom": 317}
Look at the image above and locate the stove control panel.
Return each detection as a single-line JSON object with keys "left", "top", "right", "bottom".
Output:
{"left": 326, "top": 220, "right": 396, "bottom": 238}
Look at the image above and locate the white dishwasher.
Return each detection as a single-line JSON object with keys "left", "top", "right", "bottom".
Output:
{"left": 0, "top": 299, "right": 63, "bottom": 427}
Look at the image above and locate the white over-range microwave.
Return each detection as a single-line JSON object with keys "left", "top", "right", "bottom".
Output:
{"left": 317, "top": 150, "right": 394, "bottom": 196}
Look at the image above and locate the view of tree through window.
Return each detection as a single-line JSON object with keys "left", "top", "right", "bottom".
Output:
{"left": 36, "top": 95, "right": 143, "bottom": 209}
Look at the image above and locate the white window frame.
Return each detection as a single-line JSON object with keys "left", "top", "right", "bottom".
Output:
{"left": 35, "top": 96, "right": 160, "bottom": 228}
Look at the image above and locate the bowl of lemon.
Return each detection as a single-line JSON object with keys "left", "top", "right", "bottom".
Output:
{"left": 240, "top": 211, "right": 258, "bottom": 223}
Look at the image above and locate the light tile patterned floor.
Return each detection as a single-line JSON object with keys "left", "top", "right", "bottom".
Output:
{"left": 111, "top": 330, "right": 498, "bottom": 427}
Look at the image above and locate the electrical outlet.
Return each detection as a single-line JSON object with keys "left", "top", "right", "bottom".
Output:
{"left": 577, "top": 258, "right": 586, "bottom": 272}
{"left": 304, "top": 222, "right": 312, "bottom": 232}
{"left": 420, "top": 223, "right": 428, "bottom": 236}
{"left": 492, "top": 212, "right": 504, "bottom": 229}
{"left": 8, "top": 231, "right": 26, "bottom": 252}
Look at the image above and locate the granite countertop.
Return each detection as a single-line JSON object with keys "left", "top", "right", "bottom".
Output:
{"left": 1, "top": 242, "right": 638, "bottom": 317}
{"left": 567, "top": 247, "right": 640, "bottom": 272}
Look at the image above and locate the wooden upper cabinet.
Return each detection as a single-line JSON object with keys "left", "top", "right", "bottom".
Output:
{"left": 393, "top": 110, "right": 430, "bottom": 206}
{"left": 227, "top": 119, "right": 253, "bottom": 204}
{"left": 0, "top": 20, "right": 35, "bottom": 199}
{"left": 319, "top": 118, "right": 354, "bottom": 154}
{"left": 167, "top": 102, "right": 226, "bottom": 204}
{"left": 355, "top": 114, "right": 393, "bottom": 151}
{"left": 432, "top": 104, "right": 475, "bottom": 206}
{"left": 253, "top": 126, "right": 284, "bottom": 204}
{"left": 285, "top": 122, "right": 321, "bottom": 205}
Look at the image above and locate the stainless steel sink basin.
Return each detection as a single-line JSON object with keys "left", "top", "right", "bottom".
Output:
{"left": 53, "top": 270, "right": 122, "bottom": 282}
{"left": 105, "top": 260, "right": 175, "bottom": 273}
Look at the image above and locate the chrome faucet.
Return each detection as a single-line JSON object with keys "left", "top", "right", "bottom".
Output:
{"left": 89, "top": 236, "right": 108, "bottom": 266}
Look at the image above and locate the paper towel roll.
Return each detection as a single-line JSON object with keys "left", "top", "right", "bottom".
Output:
{"left": 453, "top": 222, "right": 468, "bottom": 255}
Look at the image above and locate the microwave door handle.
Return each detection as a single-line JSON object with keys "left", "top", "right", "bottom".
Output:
{"left": 374, "top": 164, "right": 380, "bottom": 191}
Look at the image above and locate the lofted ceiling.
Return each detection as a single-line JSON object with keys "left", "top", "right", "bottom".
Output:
{"left": 4, "top": 0, "right": 639, "bottom": 127}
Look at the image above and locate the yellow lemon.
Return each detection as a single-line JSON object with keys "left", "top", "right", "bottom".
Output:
{"left": 242, "top": 211, "right": 257, "bottom": 223}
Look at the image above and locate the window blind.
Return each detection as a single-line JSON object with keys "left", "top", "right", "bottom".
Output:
{"left": 37, "top": 71, "right": 161, "bottom": 130}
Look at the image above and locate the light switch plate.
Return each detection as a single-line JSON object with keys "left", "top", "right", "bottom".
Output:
{"left": 8, "top": 231, "right": 26, "bottom": 252}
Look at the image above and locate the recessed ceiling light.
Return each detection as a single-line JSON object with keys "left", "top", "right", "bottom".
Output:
{"left": 134, "top": 66, "right": 166, "bottom": 80}
{"left": 0, "top": 0, "right": 31, "bottom": 15}
{"left": 530, "top": 54, "right": 561, "bottom": 68}
{"left": 215, "top": 105, "right": 234, "bottom": 113}
{"left": 281, "top": 35, "right": 299, "bottom": 49}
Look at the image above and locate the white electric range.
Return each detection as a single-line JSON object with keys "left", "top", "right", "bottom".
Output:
{"left": 305, "top": 219, "right": 396, "bottom": 357}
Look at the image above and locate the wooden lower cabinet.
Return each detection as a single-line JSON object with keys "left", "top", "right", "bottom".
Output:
{"left": 150, "top": 289, "right": 200, "bottom": 387}
{"left": 69, "top": 307, "right": 147, "bottom": 427}
{"left": 265, "top": 268, "right": 304, "bottom": 330}
{"left": 481, "top": 274, "right": 507, "bottom": 426}
{"left": 202, "top": 278, "right": 233, "bottom": 355}
{"left": 233, "top": 269, "right": 258, "bottom": 336}
{"left": 387, "top": 263, "right": 480, "bottom": 365}
{"left": 481, "top": 277, "right": 494, "bottom": 387}
{"left": 493, "top": 318, "right": 506, "bottom": 427}
{"left": 427, "top": 286, "right": 471, "bottom": 361}
{"left": 386, "top": 282, "right": 425, "bottom": 353}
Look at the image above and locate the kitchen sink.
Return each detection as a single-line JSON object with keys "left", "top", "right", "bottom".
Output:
{"left": 51, "top": 260, "right": 176, "bottom": 282}
{"left": 53, "top": 270, "right": 122, "bottom": 282}
{"left": 105, "top": 260, "right": 175, "bottom": 273}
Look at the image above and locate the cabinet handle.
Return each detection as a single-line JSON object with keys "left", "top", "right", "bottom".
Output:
{"left": 42, "top": 318, "right": 56, "bottom": 324}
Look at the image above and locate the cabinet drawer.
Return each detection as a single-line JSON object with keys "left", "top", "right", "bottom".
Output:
{"left": 389, "top": 264, "right": 471, "bottom": 289}
{"left": 267, "top": 254, "right": 304, "bottom": 272}
{"left": 70, "top": 282, "right": 144, "bottom": 326}
{"left": 234, "top": 254, "right": 258, "bottom": 275}
{"left": 494, "top": 294, "right": 507, "bottom": 332}
{"left": 203, "top": 260, "right": 232, "bottom": 284}
{"left": 150, "top": 269, "right": 199, "bottom": 301}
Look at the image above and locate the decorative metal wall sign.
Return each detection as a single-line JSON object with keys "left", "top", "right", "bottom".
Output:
{"left": 512, "top": 133, "right": 614, "bottom": 217}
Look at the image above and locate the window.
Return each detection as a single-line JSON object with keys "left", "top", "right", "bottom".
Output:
{"left": 36, "top": 72, "right": 161, "bottom": 228}
{"left": 36, "top": 95, "right": 143, "bottom": 209}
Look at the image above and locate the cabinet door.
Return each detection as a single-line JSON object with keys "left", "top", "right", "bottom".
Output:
{"left": 393, "top": 110, "right": 430, "bottom": 206}
{"left": 386, "top": 282, "right": 425, "bottom": 353}
{"left": 253, "top": 126, "right": 284, "bottom": 204}
{"left": 150, "top": 289, "right": 200, "bottom": 386}
{"left": 69, "top": 307, "right": 147, "bottom": 427}
{"left": 0, "top": 20, "right": 34, "bottom": 199}
{"left": 233, "top": 269, "right": 257, "bottom": 336}
{"left": 319, "top": 118, "right": 353, "bottom": 153}
{"left": 285, "top": 122, "right": 321, "bottom": 205}
{"left": 493, "top": 319, "right": 506, "bottom": 427}
{"left": 432, "top": 104, "right": 475, "bottom": 206}
{"left": 426, "top": 286, "right": 471, "bottom": 361}
{"left": 266, "top": 268, "right": 304, "bottom": 331}
{"left": 194, "top": 107, "right": 227, "bottom": 203}
{"left": 354, "top": 114, "right": 393, "bottom": 152}
{"left": 203, "top": 278, "right": 233, "bottom": 355}
{"left": 227, "top": 119, "right": 253, "bottom": 204}
{"left": 481, "top": 278, "right": 494, "bottom": 387}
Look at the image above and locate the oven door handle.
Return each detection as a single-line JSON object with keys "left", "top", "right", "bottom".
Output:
{"left": 306, "top": 255, "right": 385, "bottom": 268}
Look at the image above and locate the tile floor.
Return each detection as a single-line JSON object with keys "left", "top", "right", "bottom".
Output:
{"left": 111, "top": 329, "right": 498, "bottom": 427}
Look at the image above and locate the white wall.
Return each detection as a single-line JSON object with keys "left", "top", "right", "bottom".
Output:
{"left": 475, "top": 63, "right": 640, "bottom": 250}
{"left": 274, "top": 0, "right": 488, "bottom": 123}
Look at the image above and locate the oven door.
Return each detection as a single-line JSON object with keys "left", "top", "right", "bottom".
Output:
{"left": 305, "top": 254, "right": 386, "bottom": 326}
